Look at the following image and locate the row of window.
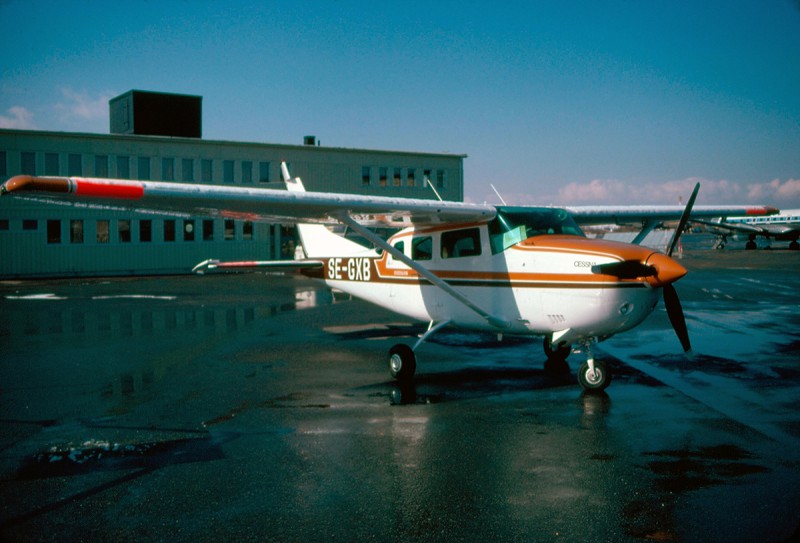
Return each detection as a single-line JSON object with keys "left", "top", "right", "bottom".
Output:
{"left": 0, "top": 150, "right": 448, "bottom": 190}
{"left": 2, "top": 149, "right": 273, "bottom": 184}
{"left": 0, "top": 218, "right": 254, "bottom": 245}
{"left": 361, "top": 166, "right": 445, "bottom": 189}
{"left": 391, "top": 227, "right": 482, "bottom": 263}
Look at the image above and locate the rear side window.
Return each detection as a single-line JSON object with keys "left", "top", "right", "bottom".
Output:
{"left": 441, "top": 227, "right": 481, "bottom": 259}
{"left": 412, "top": 236, "right": 432, "bottom": 261}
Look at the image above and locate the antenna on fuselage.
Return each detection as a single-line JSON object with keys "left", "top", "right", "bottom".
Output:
{"left": 490, "top": 184, "right": 508, "bottom": 206}
{"left": 425, "top": 177, "right": 444, "bottom": 202}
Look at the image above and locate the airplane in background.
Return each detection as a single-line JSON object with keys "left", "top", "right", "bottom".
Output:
{"left": 1, "top": 166, "right": 779, "bottom": 391}
{"left": 692, "top": 209, "right": 800, "bottom": 250}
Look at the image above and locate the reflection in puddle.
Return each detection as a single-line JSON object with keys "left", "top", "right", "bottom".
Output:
{"left": 2, "top": 285, "right": 332, "bottom": 338}
{"left": 13, "top": 436, "right": 227, "bottom": 480}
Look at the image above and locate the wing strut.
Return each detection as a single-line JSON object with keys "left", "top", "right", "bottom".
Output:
{"left": 336, "top": 213, "right": 510, "bottom": 330}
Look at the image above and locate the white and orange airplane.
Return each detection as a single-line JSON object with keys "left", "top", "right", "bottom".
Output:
{"left": 1, "top": 165, "right": 779, "bottom": 391}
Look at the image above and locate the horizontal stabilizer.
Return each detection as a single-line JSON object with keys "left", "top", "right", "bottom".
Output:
{"left": 192, "top": 259, "right": 323, "bottom": 274}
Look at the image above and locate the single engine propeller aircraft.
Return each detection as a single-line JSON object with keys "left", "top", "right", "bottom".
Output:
{"left": 1, "top": 165, "right": 779, "bottom": 391}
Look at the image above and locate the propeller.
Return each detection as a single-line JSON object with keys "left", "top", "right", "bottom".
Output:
{"left": 666, "top": 182, "right": 700, "bottom": 258}
{"left": 592, "top": 183, "right": 699, "bottom": 352}
{"left": 660, "top": 182, "right": 698, "bottom": 352}
{"left": 591, "top": 260, "right": 656, "bottom": 279}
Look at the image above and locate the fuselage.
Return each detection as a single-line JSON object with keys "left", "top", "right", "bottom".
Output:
{"left": 303, "top": 207, "right": 684, "bottom": 346}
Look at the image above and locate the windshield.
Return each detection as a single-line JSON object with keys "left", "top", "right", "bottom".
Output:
{"left": 488, "top": 206, "right": 585, "bottom": 254}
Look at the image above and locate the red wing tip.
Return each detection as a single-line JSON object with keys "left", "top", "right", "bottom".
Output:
{"left": 746, "top": 206, "right": 780, "bottom": 216}
{"left": 2, "top": 175, "right": 71, "bottom": 194}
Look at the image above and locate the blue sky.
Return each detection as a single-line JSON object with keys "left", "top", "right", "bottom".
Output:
{"left": 2, "top": 0, "right": 799, "bottom": 207}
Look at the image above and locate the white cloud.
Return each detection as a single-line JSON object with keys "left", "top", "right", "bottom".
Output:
{"left": 747, "top": 179, "right": 800, "bottom": 205}
{"left": 0, "top": 106, "right": 36, "bottom": 129}
{"left": 547, "top": 177, "right": 799, "bottom": 208}
{"left": 556, "top": 178, "right": 718, "bottom": 205}
{"left": 53, "top": 87, "right": 114, "bottom": 129}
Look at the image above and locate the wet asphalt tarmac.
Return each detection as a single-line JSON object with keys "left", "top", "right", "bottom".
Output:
{"left": 1, "top": 244, "right": 799, "bottom": 542}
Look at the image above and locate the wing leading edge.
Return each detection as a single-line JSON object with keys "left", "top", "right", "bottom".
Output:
{"left": 1, "top": 174, "right": 496, "bottom": 228}
{"left": 568, "top": 204, "right": 779, "bottom": 225}
{"left": 1, "top": 173, "right": 779, "bottom": 229}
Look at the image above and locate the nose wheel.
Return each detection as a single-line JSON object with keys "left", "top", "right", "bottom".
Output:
{"left": 576, "top": 344, "right": 611, "bottom": 391}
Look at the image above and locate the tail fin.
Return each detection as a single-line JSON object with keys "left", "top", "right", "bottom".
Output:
{"left": 281, "top": 162, "right": 373, "bottom": 258}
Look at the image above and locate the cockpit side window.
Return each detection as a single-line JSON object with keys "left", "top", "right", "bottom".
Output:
{"left": 489, "top": 207, "right": 585, "bottom": 254}
{"left": 441, "top": 227, "right": 481, "bottom": 259}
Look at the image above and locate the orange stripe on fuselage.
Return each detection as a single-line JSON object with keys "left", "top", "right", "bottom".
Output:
{"left": 322, "top": 255, "right": 647, "bottom": 288}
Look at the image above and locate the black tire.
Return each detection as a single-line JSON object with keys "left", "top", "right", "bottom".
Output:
{"left": 577, "top": 360, "right": 611, "bottom": 391}
{"left": 543, "top": 338, "right": 571, "bottom": 361}
{"left": 389, "top": 344, "right": 416, "bottom": 381}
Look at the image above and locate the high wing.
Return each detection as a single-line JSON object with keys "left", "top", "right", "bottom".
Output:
{"left": 567, "top": 205, "right": 779, "bottom": 225}
{"left": 1, "top": 173, "right": 778, "bottom": 230}
{"left": 0, "top": 174, "right": 495, "bottom": 228}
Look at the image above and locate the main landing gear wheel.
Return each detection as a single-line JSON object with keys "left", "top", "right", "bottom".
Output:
{"left": 389, "top": 344, "right": 416, "bottom": 381}
{"left": 543, "top": 338, "right": 571, "bottom": 361}
{"left": 578, "top": 359, "right": 611, "bottom": 391}
{"left": 543, "top": 338, "right": 571, "bottom": 374}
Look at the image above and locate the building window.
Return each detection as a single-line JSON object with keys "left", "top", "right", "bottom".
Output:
{"left": 162, "top": 158, "right": 175, "bottom": 181}
{"left": 362, "top": 166, "right": 371, "bottom": 186}
{"left": 21, "top": 152, "right": 36, "bottom": 175}
{"left": 0, "top": 151, "right": 6, "bottom": 177}
{"left": 164, "top": 220, "right": 176, "bottom": 242}
{"left": 23, "top": 219, "right": 38, "bottom": 231}
{"left": 119, "top": 220, "right": 131, "bottom": 243}
{"left": 224, "top": 219, "right": 235, "bottom": 240}
{"left": 201, "top": 159, "right": 213, "bottom": 182}
{"left": 47, "top": 220, "right": 61, "bottom": 244}
{"left": 242, "top": 161, "right": 253, "bottom": 183}
{"left": 96, "top": 220, "right": 110, "bottom": 243}
{"left": 407, "top": 168, "right": 416, "bottom": 187}
{"left": 423, "top": 169, "right": 432, "bottom": 187}
{"left": 259, "top": 162, "right": 270, "bottom": 183}
{"left": 0, "top": 219, "right": 8, "bottom": 231}
{"left": 45, "top": 153, "right": 59, "bottom": 176}
{"left": 95, "top": 155, "right": 109, "bottom": 177}
{"left": 68, "top": 154, "right": 82, "bottom": 176}
{"left": 184, "top": 220, "right": 195, "bottom": 241}
{"left": 182, "top": 159, "right": 194, "bottom": 182}
{"left": 117, "top": 156, "right": 130, "bottom": 179}
{"left": 140, "top": 220, "right": 152, "bottom": 242}
{"left": 379, "top": 167, "right": 387, "bottom": 187}
{"left": 393, "top": 168, "right": 402, "bottom": 187}
{"left": 203, "top": 220, "right": 214, "bottom": 241}
{"left": 223, "top": 160, "right": 234, "bottom": 183}
{"left": 70, "top": 220, "right": 84, "bottom": 244}
{"left": 137, "top": 157, "right": 151, "bottom": 180}
{"left": 437, "top": 170, "right": 445, "bottom": 188}
{"left": 243, "top": 221, "right": 253, "bottom": 240}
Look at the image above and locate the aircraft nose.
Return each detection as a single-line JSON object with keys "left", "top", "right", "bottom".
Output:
{"left": 645, "top": 253, "right": 687, "bottom": 287}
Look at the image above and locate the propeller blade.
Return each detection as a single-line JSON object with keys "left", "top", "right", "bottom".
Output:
{"left": 663, "top": 283, "right": 691, "bottom": 352}
{"left": 591, "top": 260, "right": 656, "bottom": 279}
{"left": 666, "top": 182, "right": 700, "bottom": 257}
